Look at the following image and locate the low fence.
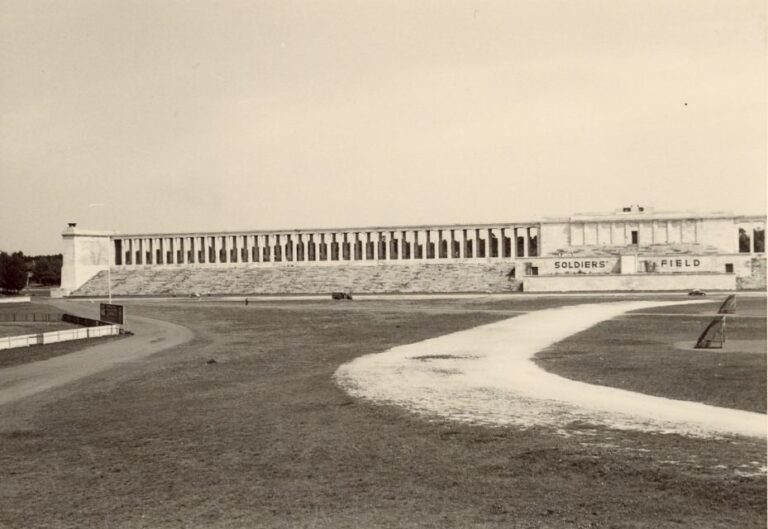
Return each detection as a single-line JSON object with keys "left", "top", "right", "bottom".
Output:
{"left": 61, "top": 313, "right": 108, "bottom": 327}
{"left": 0, "top": 324, "right": 121, "bottom": 351}
{"left": 0, "top": 312, "right": 63, "bottom": 322}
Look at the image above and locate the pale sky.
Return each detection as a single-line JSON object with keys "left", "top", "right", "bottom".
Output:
{"left": 1, "top": 0, "right": 765, "bottom": 255}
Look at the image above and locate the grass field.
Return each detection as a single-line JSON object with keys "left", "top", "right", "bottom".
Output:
{"left": 0, "top": 302, "right": 73, "bottom": 337}
{"left": 0, "top": 334, "right": 127, "bottom": 370}
{"left": 0, "top": 296, "right": 764, "bottom": 528}
{"left": 537, "top": 297, "right": 767, "bottom": 413}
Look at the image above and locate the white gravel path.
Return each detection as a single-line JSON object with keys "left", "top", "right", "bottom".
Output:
{"left": 335, "top": 300, "right": 766, "bottom": 438}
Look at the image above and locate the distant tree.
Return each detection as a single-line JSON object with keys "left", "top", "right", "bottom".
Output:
{"left": 0, "top": 251, "right": 28, "bottom": 293}
{"left": 30, "top": 254, "right": 62, "bottom": 285}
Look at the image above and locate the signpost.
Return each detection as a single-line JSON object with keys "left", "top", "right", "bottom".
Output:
{"left": 100, "top": 303, "right": 124, "bottom": 326}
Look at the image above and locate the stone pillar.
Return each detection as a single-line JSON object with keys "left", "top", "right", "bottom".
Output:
{"left": 402, "top": 231, "right": 413, "bottom": 260}
{"left": 233, "top": 235, "right": 242, "bottom": 263}
{"left": 293, "top": 234, "right": 302, "bottom": 261}
{"left": 200, "top": 236, "right": 207, "bottom": 264}
{"left": 389, "top": 231, "right": 398, "bottom": 260}
{"left": 305, "top": 234, "right": 314, "bottom": 261}
{"left": 183, "top": 237, "right": 191, "bottom": 264}
{"left": 489, "top": 228, "right": 499, "bottom": 258}
{"left": 370, "top": 232, "right": 380, "bottom": 260}
{"left": 124, "top": 239, "right": 132, "bottom": 265}
{"left": 259, "top": 235, "right": 269, "bottom": 262}
{"left": 341, "top": 233, "right": 349, "bottom": 261}
{"left": 411, "top": 231, "right": 420, "bottom": 259}
{"left": 174, "top": 237, "right": 181, "bottom": 264}
{"left": 471, "top": 229, "right": 481, "bottom": 258}
{"left": 427, "top": 229, "right": 437, "bottom": 259}
{"left": 249, "top": 235, "right": 258, "bottom": 262}
{"left": 464, "top": 229, "right": 475, "bottom": 259}
{"left": 419, "top": 230, "right": 428, "bottom": 260}
{"left": 522, "top": 228, "right": 530, "bottom": 257}
{"left": 166, "top": 238, "right": 172, "bottom": 265}
{"left": 500, "top": 228, "right": 509, "bottom": 258}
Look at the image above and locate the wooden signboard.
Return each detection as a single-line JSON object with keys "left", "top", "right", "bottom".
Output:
{"left": 100, "top": 303, "right": 124, "bottom": 325}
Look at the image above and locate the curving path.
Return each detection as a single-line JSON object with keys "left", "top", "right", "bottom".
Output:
{"left": 335, "top": 300, "right": 767, "bottom": 438}
{"left": 0, "top": 301, "right": 193, "bottom": 407}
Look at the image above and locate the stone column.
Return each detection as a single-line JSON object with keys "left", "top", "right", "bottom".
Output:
{"left": 250, "top": 235, "right": 258, "bottom": 262}
{"left": 199, "top": 236, "right": 206, "bottom": 264}
{"left": 170, "top": 237, "right": 177, "bottom": 264}
{"left": 183, "top": 237, "right": 191, "bottom": 264}
{"left": 402, "top": 231, "right": 413, "bottom": 260}
{"left": 304, "top": 234, "right": 314, "bottom": 262}
{"left": 341, "top": 233, "right": 350, "bottom": 261}
{"left": 463, "top": 229, "right": 473, "bottom": 259}
{"left": 294, "top": 234, "right": 302, "bottom": 262}
{"left": 211, "top": 235, "right": 219, "bottom": 263}
{"left": 472, "top": 229, "right": 481, "bottom": 258}
{"left": 174, "top": 237, "right": 181, "bottom": 264}
{"left": 124, "top": 239, "right": 132, "bottom": 265}
{"left": 259, "top": 235, "right": 269, "bottom": 262}
{"left": 271, "top": 234, "right": 280, "bottom": 262}
{"left": 389, "top": 231, "right": 398, "bottom": 260}
{"left": 427, "top": 229, "right": 437, "bottom": 259}
{"left": 522, "top": 228, "right": 530, "bottom": 257}
{"left": 229, "top": 235, "right": 236, "bottom": 262}
{"left": 489, "top": 228, "right": 499, "bottom": 258}
{"left": 370, "top": 232, "right": 380, "bottom": 260}
{"left": 500, "top": 228, "right": 509, "bottom": 258}
{"left": 350, "top": 231, "right": 365, "bottom": 261}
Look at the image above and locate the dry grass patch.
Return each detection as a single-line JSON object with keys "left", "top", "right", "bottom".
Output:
{"left": 0, "top": 298, "right": 764, "bottom": 529}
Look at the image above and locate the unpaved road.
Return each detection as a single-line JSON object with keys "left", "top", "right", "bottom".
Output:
{"left": 0, "top": 301, "right": 193, "bottom": 407}
{"left": 336, "top": 300, "right": 767, "bottom": 438}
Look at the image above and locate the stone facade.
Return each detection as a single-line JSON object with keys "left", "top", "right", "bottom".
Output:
{"left": 61, "top": 206, "right": 765, "bottom": 295}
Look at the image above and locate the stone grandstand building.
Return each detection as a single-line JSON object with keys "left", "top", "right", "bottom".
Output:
{"left": 61, "top": 206, "right": 765, "bottom": 296}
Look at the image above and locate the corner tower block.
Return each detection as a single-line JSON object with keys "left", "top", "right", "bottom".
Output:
{"left": 60, "top": 223, "right": 115, "bottom": 295}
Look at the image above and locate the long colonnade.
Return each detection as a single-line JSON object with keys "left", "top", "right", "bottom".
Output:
{"left": 113, "top": 225, "right": 540, "bottom": 267}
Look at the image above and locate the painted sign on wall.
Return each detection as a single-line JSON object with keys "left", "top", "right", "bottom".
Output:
{"left": 641, "top": 257, "right": 706, "bottom": 272}
{"left": 544, "top": 258, "right": 620, "bottom": 275}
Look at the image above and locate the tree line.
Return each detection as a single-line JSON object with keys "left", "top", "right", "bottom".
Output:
{"left": 0, "top": 252, "right": 62, "bottom": 294}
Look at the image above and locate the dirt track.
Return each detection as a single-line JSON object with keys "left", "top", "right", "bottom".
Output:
{"left": 336, "top": 300, "right": 767, "bottom": 438}
{"left": 0, "top": 301, "right": 193, "bottom": 407}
